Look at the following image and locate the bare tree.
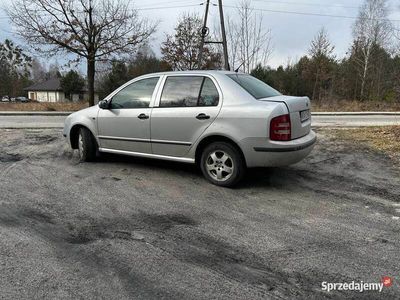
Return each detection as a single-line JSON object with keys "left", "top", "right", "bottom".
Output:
{"left": 225, "top": 0, "right": 273, "bottom": 73}
{"left": 393, "top": 3, "right": 400, "bottom": 53}
{"left": 30, "top": 59, "right": 47, "bottom": 82}
{"left": 7, "top": 0, "right": 157, "bottom": 105}
{"left": 0, "top": 39, "right": 32, "bottom": 97}
{"left": 308, "top": 28, "right": 335, "bottom": 101}
{"left": 224, "top": 15, "right": 241, "bottom": 71}
{"left": 161, "top": 13, "right": 221, "bottom": 71}
{"left": 352, "top": 0, "right": 391, "bottom": 100}
{"left": 0, "top": 39, "right": 32, "bottom": 76}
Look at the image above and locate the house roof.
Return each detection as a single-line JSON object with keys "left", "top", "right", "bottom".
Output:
{"left": 24, "top": 78, "right": 92, "bottom": 93}
{"left": 24, "top": 78, "right": 63, "bottom": 91}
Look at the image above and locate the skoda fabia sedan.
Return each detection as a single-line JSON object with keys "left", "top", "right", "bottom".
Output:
{"left": 63, "top": 71, "right": 316, "bottom": 187}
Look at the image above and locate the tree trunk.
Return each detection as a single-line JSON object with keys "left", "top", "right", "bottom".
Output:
{"left": 312, "top": 68, "right": 320, "bottom": 101}
{"left": 360, "top": 61, "right": 368, "bottom": 100}
{"left": 87, "top": 56, "right": 95, "bottom": 106}
{"left": 360, "top": 47, "right": 370, "bottom": 101}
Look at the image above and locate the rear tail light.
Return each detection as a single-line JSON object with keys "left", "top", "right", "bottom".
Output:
{"left": 270, "top": 114, "right": 291, "bottom": 141}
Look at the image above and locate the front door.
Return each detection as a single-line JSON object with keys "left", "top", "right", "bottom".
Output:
{"left": 97, "top": 77, "right": 160, "bottom": 153}
{"left": 150, "top": 75, "right": 222, "bottom": 157}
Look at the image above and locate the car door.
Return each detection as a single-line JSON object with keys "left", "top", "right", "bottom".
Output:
{"left": 150, "top": 75, "right": 222, "bottom": 157}
{"left": 97, "top": 76, "right": 161, "bottom": 153}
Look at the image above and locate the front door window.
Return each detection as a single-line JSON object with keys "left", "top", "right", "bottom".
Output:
{"left": 110, "top": 77, "right": 159, "bottom": 109}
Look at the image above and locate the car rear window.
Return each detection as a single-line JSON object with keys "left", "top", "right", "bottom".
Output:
{"left": 227, "top": 74, "right": 281, "bottom": 99}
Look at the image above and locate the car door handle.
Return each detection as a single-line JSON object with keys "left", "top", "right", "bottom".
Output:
{"left": 196, "top": 113, "right": 210, "bottom": 120}
{"left": 138, "top": 113, "right": 149, "bottom": 120}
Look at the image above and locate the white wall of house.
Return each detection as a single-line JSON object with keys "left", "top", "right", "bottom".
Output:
{"left": 28, "top": 91, "right": 65, "bottom": 102}
{"left": 28, "top": 90, "right": 98, "bottom": 102}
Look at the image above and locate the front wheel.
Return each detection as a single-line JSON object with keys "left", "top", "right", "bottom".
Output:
{"left": 78, "top": 127, "right": 97, "bottom": 162}
{"left": 200, "top": 142, "right": 245, "bottom": 187}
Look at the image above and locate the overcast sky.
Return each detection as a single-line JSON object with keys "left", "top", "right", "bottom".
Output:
{"left": 1, "top": 0, "right": 400, "bottom": 69}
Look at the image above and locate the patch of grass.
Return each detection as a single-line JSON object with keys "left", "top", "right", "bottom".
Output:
{"left": 333, "top": 126, "right": 400, "bottom": 164}
{"left": 0, "top": 101, "right": 89, "bottom": 111}
{"left": 312, "top": 100, "right": 400, "bottom": 112}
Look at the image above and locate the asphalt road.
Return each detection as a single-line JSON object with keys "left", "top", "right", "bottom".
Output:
{"left": 312, "top": 114, "right": 400, "bottom": 127}
{"left": 0, "top": 114, "right": 399, "bottom": 128}
{"left": 0, "top": 128, "right": 399, "bottom": 299}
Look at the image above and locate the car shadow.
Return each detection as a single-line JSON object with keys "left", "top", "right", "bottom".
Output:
{"left": 93, "top": 152, "right": 306, "bottom": 190}
{"left": 96, "top": 152, "right": 200, "bottom": 175}
{"left": 239, "top": 166, "right": 312, "bottom": 189}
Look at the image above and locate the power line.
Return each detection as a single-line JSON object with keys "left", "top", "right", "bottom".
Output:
{"left": 136, "top": 1, "right": 201, "bottom": 10}
{"left": 1, "top": 2, "right": 399, "bottom": 23}
{"left": 138, "top": 0, "right": 198, "bottom": 7}
{"left": 222, "top": 4, "right": 400, "bottom": 22}
{"left": 252, "top": 0, "right": 361, "bottom": 10}
{"left": 0, "top": 3, "right": 203, "bottom": 20}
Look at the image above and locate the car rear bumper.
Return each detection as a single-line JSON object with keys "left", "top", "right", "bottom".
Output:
{"left": 242, "top": 130, "right": 316, "bottom": 167}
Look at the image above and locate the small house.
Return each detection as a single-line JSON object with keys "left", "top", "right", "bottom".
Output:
{"left": 24, "top": 78, "right": 99, "bottom": 102}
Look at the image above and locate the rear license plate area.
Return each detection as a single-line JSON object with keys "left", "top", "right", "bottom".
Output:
{"left": 300, "top": 110, "right": 310, "bottom": 122}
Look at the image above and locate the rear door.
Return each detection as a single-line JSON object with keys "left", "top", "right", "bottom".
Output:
{"left": 150, "top": 75, "right": 222, "bottom": 157}
{"left": 97, "top": 76, "right": 160, "bottom": 153}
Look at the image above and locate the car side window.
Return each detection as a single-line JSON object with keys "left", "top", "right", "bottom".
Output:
{"left": 199, "top": 78, "right": 219, "bottom": 106}
{"left": 110, "top": 77, "right": 159, "bottom": 109}
{"left": 160, "top": 76, "right": 203, "bottom": 107}
{"left": 160, "top": 76, "right": 219, "bottom": 107}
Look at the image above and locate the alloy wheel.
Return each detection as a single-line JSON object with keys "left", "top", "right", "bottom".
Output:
{"left": 205, "top": 150, "right": 234, "bottom": 182}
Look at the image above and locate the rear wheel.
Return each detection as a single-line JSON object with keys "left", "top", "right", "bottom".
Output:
{"left": 200, "top": 142, "right": 245, "bottom": 187}
{"left": 78, "top": 127, "right": 97, "bottom": 162}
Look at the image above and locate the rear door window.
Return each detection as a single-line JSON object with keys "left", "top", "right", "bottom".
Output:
{"left": 199, "top": 78, "right": 219, "bottom": 106}
{"left": 160, "top": 76, "right": 219, "bottom": 107}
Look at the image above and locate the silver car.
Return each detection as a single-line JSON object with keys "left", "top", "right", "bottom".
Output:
{"left": 63, "top": 71, "right": 316, "bottom": 187}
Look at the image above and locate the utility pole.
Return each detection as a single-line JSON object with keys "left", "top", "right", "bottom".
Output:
{"left": 198, "top": 0, "right": 230, "bottom": 70}
{"left": 218, "top": 0, "right": 230, "bottom": 71}
{"left": 198, "top": 0, "right": 210, "bottom": 68}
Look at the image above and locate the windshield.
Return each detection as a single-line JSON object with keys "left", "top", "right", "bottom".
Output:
{"left": 227, "top": 74, "right": 281, "bottom": 99}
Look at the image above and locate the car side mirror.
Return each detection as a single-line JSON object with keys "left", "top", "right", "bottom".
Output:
{"left": 99, "top": 99, "right": 110, "bottom": 109}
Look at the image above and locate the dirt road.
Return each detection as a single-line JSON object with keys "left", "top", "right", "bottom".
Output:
{"left": 0, "top": 129, "right": 399, "bottom": 299}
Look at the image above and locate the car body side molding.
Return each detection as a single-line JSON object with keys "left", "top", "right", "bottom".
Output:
{"left": 98, "top": 135, "right": 192, "bottom": 146}
{"left": 99, "top": 148, "right": 195, "bottom": 164}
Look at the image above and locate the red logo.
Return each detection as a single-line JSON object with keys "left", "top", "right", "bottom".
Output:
{"left": 382, "top": 276, "right": 393, "bottom": 287}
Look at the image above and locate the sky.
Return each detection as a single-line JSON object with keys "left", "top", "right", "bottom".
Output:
{"left": 1, "top": 0, "right": 400, "bottom": 70}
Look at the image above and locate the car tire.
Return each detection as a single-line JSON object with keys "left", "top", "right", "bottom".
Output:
{"left": 200, "top": 142, "right": 245, "bottom": 187}
{"left": 78, "top": 127, "right": 97, "bottom": 162}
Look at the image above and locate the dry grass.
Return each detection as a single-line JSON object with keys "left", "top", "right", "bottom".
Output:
{"left": 312, "top": 100, "right": 400, "bottom": 112}
{"left": 0, "top": 101, "right": 89, "bottom": 111}
{"left": 333, "top": 126, "right": 400, "bottom": 164}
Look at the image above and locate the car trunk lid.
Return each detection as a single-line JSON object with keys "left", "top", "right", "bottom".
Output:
{"left": 259, "top": 95, "right": 312, "bottom": 139}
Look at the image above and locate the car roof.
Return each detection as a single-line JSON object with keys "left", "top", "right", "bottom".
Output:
{"left": 145, "top": 70, "right": 245, "bottom": 77}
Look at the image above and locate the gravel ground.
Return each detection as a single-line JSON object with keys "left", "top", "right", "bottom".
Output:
{"left": 0, "top": 129, "right": 399, "bottom": 299}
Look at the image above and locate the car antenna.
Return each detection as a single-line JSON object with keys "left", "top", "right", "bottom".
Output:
{"left": 234, "top": 61, "right": 245, "bottom": 73}
{"left": 234, "top": 47, "right": 261, "bottom": 73}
